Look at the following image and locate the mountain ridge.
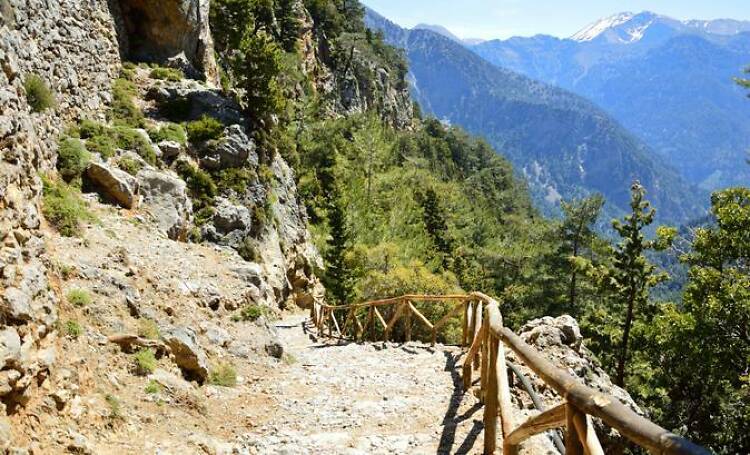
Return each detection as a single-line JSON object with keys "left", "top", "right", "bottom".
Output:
{"left": 365, "top": 8, "right": 707, "bottom": 223}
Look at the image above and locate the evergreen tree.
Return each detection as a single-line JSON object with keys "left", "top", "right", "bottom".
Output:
{"left": 417, "top": 187, "right": 453, "bottom": 269}
{"left": 559, "top": 194, "right": 604, "bottom": 311}
{"left": 323, "top": 187, "right": 352, "bottom": 305}
{"left": 599, "top": 182, "right": 674, "bottom": 386}
{"left": 276, "top": 0, "right": 301, "bottom": 52}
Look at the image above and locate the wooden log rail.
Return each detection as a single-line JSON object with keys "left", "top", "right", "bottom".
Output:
{"left": 310, "top": 293, "right": 710, "bottom": 455}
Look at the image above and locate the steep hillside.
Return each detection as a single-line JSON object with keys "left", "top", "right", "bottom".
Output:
{"left": 472, "top": 12, "right": 750, "bottom": 190}
{"left": 366, "top": 9, "right": 707, "bottom": 223}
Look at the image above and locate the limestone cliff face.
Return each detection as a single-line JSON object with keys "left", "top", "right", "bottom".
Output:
{"left": 0, "top": 0, "right": 121, "bottom": 416}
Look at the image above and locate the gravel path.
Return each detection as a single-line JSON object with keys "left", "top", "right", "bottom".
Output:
{"left": 241, "top": 315, "right": 487, "bottom": 454}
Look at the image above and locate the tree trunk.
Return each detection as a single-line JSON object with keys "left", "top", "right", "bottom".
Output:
{"left": 569, "top": 238, "right": 579, "bottom": 310}
{"left": 616, "top": 290, "right": 636, "bottom": 387}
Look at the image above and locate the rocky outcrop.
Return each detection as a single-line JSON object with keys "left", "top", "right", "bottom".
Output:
{"left": 137, "top": 168, "right": 193, "bottom": 240}
{"left": 509, "top": 315, "right": 643, "bottom": 453}
{"left": 163, "top": 326, "right": 209, "bottom": 383}
{"left": 0, "top": 0, "right": 120, "bottom": 422}
{"left": 200, "top": 124, "right": 258, "bottom": 170}
{"left": 114, "top": 0, "right": 219, "bottom": 84}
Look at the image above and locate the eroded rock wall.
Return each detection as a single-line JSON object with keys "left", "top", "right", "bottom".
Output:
{"left": 0, "top": 0, "right": 121, "bottom": 428}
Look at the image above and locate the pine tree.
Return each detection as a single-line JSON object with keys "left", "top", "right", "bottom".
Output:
{"left": 560, "top": 194, "right": 604, "bottom": 311}
{"left": 604, "top": 182, "right": 674, "bottom": 386}
{"left": 417, "top": 187, "right": 453, "bottom": 269}
{"left": 323, "top": 186, "right": 352, "bottom": 305}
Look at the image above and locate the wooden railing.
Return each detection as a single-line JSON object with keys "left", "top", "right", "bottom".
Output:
{"left": 310, "top": 293, "right": 710, "bottom": 455}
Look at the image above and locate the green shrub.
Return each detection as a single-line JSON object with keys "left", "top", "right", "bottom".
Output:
{"left": 24, "top": 74, "right": 55, "bottom": 112}
{"left": 209, "top": 362, "right": 237, "bottom": 387}
{"left": 42, "top": 176, "right": 94, "bottom": 237}
{"left": 122, "top": 62, "right": 137, "bottom": 71}
{"left": 65, "top": 320, "right": 83, "bottom": 338}
{"left": 112, "top": 126, "right": 157, "bottom": 165}
{"left": 149, "top": 67, "right": 184, "bottom": 82}
{"left": 175, "top": 160, "right": 217, "bottom": 203}
{"left": 149, "top": 123, "right": 187, "bottom": 146}
{"left": 66, "top": 288, "right": 91, "bottom": 307}
{"left": 133, "top": 348, "right": 157, "bottom": 375}
{"left": 109, "top": 78, "right": 144, "bottom": 128}
{"left": 56, "top": 138, "right": 91, "bottom": 184}
{"left": 144, "top": 379, "right": 163, "bottom": 394}
{"left": 236, "top": 236, "right": 260, "bottom": 262}
{"left": 117, "top": 156, "right": 143, "bottom": 176}
{"left": 158, "top": 97, "right": 192, "bottom": 121}
{"left": 232, "top": 304, "right": 268, "bottom": 322}
{"left": 214, "top": 167, "right": 255, "bottom": 194}
{"left": 186, "top": 115, "right": 224, "bottom": 142}
{"left": 105, "top": 394, "right": 123, "bottom": 420}
{"left": 77, "top": 119, "right": 108, "bottom": 139}
{"left": 85, "top": 134, "right": 117, "bottom": 159}
{"left": 137, "top": 319, "right": 160, "bottom": 340}
{"left": 258, "top": 164, "right": 274, "bottom": 185}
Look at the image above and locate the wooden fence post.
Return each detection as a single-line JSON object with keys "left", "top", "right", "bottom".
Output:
{"left": 404, "top": 301, "right": 412, "bottom": 342}
{"left": 474, "top": 302, "right": 483, "bottom": 370}
{"left": 483, "top": 334, "right": 500, "bottom": 454}
{"left": 566, "top": 403, "right": 585, "bottom": 455}
{"left": 462, "top": 300, "right": 469, "bottom": 347}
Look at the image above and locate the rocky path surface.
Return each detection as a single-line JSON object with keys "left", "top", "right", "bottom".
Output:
{"left": 241, "top": 315, "right": 487, "bottom": 454}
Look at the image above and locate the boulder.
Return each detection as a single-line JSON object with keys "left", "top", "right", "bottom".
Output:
{"left": 86, "top": 162, "right": 140, "bottom": 209}
{"left": 213, "top": 197, "right": 252, "bottom": 234}
{"left": 137, "top": 169, "right": 193, "bottom": 240}
{"left": 200, "top": 125, "right": 257, "bottom": 170}
{"left": 158, "top": 140, "right": 183, "bottom": 159}
{"left": 0, "top": 328, "right": 21, "bottom": 368}
{"left": 1, "top": 287, "right": 32, "bottom": 322}
{"left": 163, "top": 327, "right": 209, "bottom": 383}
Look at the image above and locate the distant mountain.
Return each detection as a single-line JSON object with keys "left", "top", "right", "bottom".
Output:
{"left": 472, "top": 11, "right": 750, "bottom": 190}
{"left": 365, "top": 9, "right": 707, "bottom": 223}
{"left": 413, "top": 24, "right": 462, "bottom": 42}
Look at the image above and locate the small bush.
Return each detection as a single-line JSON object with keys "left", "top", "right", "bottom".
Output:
{"left": 85, "top": 134, "right": 117, "bottom": 159}
{"left": 57, "top": 138, "right": 91, "bottom": 184}
{"left": 112, "top": 126, "right": 157, "bottom": 165}
{"left": 42, "top": 176, "right": 94, "bottom": 237}
{"left": 144, "top": 379, "right": 163, "bottom": 394}
{"left": 57, "top": 262, "right": 76, "bottom": 280}
{"left": 232, "top": 304, "right": 268, "bottom": 322}
{"left": 236, "top": 236, "right": 260, "bottom": 262}
{"left": 65, "top": 320, "right": 83, "bottom": 338}
{"left": 214, "top": 167, "right": 255, "bottom": 194}
{"left": 149, "top": 67, "right": 184, "bottom": 82}
{"left": 66, "top": 288, "right": 91, "bottom": 307}
{"left": 117, "top": 156, "right": 143, "bottom": 176}
{"left": 149, "top": 122, "right": 187, "bottom": 146}
{"left": 158, "top": 97, "right": 192, "bottom": 121}
{"left": 122, "top": 62, "right": 137, "bottom": 71}
{"left": 137, "top": 319, "right": 160, "bottom": 340}
{"left": 134, "top": 348, "right": 157, "bottom": 375}
{"left": 24, "top": 74, "right": 55, "bottom": 112}
{"left": 105, "top": 394, "right": 123, "bottom": 420}
{"left": 109, "top": 78, "right": 144, "bottom": 128}
{"left": 258, "top": 164, "right": 275, "bottom": 185}
{"left": 209, "top": 362, "right": 237, "bottom": 387}
{"left": 186, "top": 115, "right": 224, "bottom": 142}
{"left": 78, "top": 119, "right": 109, "bottom": 139}
{"left": 175, "top": 160, "right": 217, "bottom": 203}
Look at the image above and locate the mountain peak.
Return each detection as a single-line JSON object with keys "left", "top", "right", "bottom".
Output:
{"left": 413, "top": 23, "right": 462, "bottom": 42}
{"left": 570, "top": 11, "right": 661, "bottom": 43}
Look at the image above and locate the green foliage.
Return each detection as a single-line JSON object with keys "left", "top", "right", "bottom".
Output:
{"left": 322, "top": 189, "right": 353, "bottom": 305}
{"left": 644, "top": 188, "right": 750, "bottom": 451}
{"left": 66, "top": 288, "right": 91, "bottom": 307}
{"left": 105, "top": 394, "right": 123, "bottom": 420}
{"left": 232, "top": 303, "right": 269, "bottom": 322}
{"left": 23, "top": 73, "right": 55, "bottom": 112}
{"left": 175, "top": 160, "right": 217, "bottom": 206}
{"left": 149, "top": 67, "right": 184, "bottom": 81}
{"left": 85, "top": 134, "right": 117, "bottom": 159}
{"left": 109, "top": 78, "right": 144, "bottom": 128}
{"left": 112, "top": 126, "right": 157, "bottom": 165}
{"left": 42, "top": 176, "right": 94, "bottom": 237}
{"left": 231, "top": 31, "right": 285, "bottom": 126}
{"left": 137, "top": 319, "right": 160, "bottom": 340}
{"left": 186, "top": 115, "right": 225, "bottom": 142}
{"left": 116, "top": 156, "right": 143, "bottom": 176}
{"left": 56, "top": 138, "right": 91, "bottom": 184}
{"left": 148, "top": 122, "right": 188, "bottom": 146}
{"left": 144, "top": 379, "right": 163, "bottom": 394}
{"left": 133, "top": 348, "right": 157, "bottom": 375}
{"left": 65, "top": 320, "right": 83, "bottom": 338}
{"left": 213, "top": 167, "right": 256, "bottom": 193}
{"left": 209, "top": 363, "right": 237, "bottom": 387}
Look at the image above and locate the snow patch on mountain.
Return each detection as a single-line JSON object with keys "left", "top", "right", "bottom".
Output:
{"left": 570, "top": 12, "right": 637, "bottom": 42}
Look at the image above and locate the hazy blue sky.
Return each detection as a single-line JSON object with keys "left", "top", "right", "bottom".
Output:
{"left": 361, "top": 0, "right": 750, "bottom": 40}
